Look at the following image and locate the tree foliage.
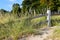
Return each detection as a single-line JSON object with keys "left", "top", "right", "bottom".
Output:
{"left": 22, "top": 0, "right": 40, "bottom": 13}
{"left": 22, "top": 0, "right": 60, "bottom": 13}
{"left": 12, "top": 3, "right": 21, "bottom": 16}
{"left": 0, "top": 9, "right": 9, "bottom": 14}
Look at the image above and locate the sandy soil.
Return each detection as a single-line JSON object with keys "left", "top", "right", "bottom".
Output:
{"left": 19, "top": 27, "right": 55, "bottom": 40}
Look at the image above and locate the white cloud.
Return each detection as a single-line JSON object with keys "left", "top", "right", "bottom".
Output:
{"left": 9, "top": 4, "right": 12, "bottom": 7}
{"left": 8, "top": 4, "right": 12, "bottom": 10}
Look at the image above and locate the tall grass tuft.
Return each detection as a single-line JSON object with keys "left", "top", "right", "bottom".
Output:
{"left": 0, "top": 13, "right": 43, "bottom": 40}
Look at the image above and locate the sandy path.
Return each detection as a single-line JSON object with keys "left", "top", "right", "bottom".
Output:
{"left": 26, "top": 27, "right": 54, "bottom": 40}
{"left": 19, "top": 27, "right": 55, "bottom": 40}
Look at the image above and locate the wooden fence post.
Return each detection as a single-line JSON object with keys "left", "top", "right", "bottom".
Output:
{"left": 47, "top": 9, "right": 51, "bottom": 27}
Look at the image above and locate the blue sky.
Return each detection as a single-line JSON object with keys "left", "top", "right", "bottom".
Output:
{"left": 0, "top": 0, "right": 23, "bottom": 11}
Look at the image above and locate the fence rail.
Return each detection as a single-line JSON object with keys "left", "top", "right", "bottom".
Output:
{"left": 31, "top": 14, "right": 46, "bottom": 19}
{"left": 30, "top": 13, "right": 60, "bottom": 20}
{"left": 33, "top": 20, "right": 47, "bottom": 27}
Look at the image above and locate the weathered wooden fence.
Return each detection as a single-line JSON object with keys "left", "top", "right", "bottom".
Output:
{"left": 31, "top": 9, "right": 60, "bottom": 27}
{"left": 29, "top": 9, "right": 51, "bottom": 27}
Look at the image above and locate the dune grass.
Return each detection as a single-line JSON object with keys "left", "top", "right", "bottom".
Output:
{"left": 0, "top": 13, "right": 60, "bottom": 40}
{"left": 0, "top": 14, "right": 46, "bottom": 40}
{"left": 49, "top": 26, "right": 60, "bottom": 40}
{"left": 51, "top": 15, "right": 60, "bottom": 26}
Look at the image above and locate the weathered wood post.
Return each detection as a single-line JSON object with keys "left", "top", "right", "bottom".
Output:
{"left": 47, "top": 9, "right": 51, "bottom": 27}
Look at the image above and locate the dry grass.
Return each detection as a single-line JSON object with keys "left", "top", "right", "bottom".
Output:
{"left": 0, "top": 13, "right": 46, "bottom": 40}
